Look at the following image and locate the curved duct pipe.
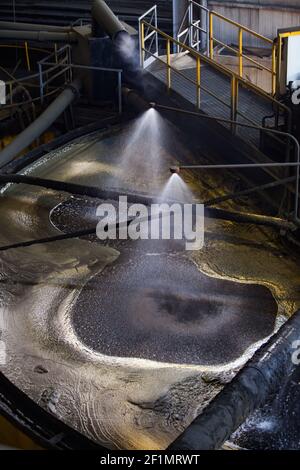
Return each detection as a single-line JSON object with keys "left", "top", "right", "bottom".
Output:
{"left": 91, "top": 0, "right": 125, "bottom": 40}
{"left": 0, "top": 30, "right": 77, "bottom": 43}
{"left": 91, "top": 0, "right": 142, "bottom": 90}
{"left": 169, "top": 309, "right": 300, "bottom": 450}
{"left": 0, "top": 21, "right": 73, "bottom": 33}
{"left": 0, "top": 78, "right": 81, "bottom": 168}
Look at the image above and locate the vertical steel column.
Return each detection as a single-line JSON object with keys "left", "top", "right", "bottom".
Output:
{"left": 200, "top": 0, "right": 208, "bottom": 54}
{"left": 172, "top": 0, "right": 189, "bottom": 52}
{"left": 166, "top": 39, "right": 171, "bottom": 91}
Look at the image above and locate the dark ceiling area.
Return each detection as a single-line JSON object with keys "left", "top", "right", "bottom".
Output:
{"left": 0, "top": 1, "right": 172, "bottom": 31}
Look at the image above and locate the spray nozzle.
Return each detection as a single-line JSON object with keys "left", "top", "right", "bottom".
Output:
{"left": 170, "top": 166, "right": 181, "bottom": 174}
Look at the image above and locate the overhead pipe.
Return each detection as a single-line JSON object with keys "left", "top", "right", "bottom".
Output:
{"left": 0, "top": 21, "right": 73, "bottom": 33}
{"left": 169, "top": 309, "right": 300, "bottom": 450}
{"left": 0, "top": 30, "right": 77, "bottom": 43}
{"left": 0, "top": 79, "right": 81, "bottom": 168}
{"left": 91, "top": 0, "right": 142, "bottom": 90}
{"left": 91, "top": 0, "right": 125, "bottom": 40}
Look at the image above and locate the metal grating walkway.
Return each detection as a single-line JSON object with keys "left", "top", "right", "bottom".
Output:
{"left": 152, "top": 60, "right": 285, "bottom": 151}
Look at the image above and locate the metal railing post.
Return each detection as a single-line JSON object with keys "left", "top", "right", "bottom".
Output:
{"left": 118, "top": 71, "right": 122, "bottom": 115}
{"left": 231, "top": 76, "right": 238, "bottom": 134}
{"left": 188, "top": 1, "right": 193, "bottom": 49}
{"left": 155, "top": 5, "right": 159, "bottom": 58}
{"left": 54, "top": 43, "right": 58, "bottom": 64}
{"left": 171, "top": 2, "right": 277, "bottom": 94}
{"left": 166, "top": 39, "right": 171, "bottom": 91}
{"left": 238, "top": 28, "right": 243, "bottom": 77}
{"left": 272, "top": 42, "right": 277, "bottom": 96}
{"left": 24, "top": 41, "right": 31, "bottom": 72}
{"left": 206, "top": 9, "right": 210, "bottom": 56}
{"left": 295, "top": 140, "right": 300, "bottom": 220}
{"left": 38, "top": 62, "right": 44, "bottom": 105}
{"left": 154, "top": 103, "right": 300, "bottom": 223}
{"left": 9, "top": 83, "right": 13, "bottom": 106}
{"left": 209, "top": 12, "right": 214, "bottom": 58}
{"left": 140, "top": 21, "right": 145, "bottom": 68}
{"left": 196, "top": 56, "right": 201, "bottom": 109}
{"left": 68, "top": 45, "right": 73, "bottom": 82}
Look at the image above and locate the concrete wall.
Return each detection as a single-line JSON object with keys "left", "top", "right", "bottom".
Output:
{"left": 208, "top": 0, "right": 300, "bottom": 45}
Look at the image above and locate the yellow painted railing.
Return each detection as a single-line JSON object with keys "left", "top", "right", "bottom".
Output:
{"left": 0, "top": 43, "right": 54, "bottom": 76}
{"left": 0, "top": 44, "right": 69, "bottom": 113}
{"left": 140, "top": 21, "right": 290, "bottom": 138}
{"left": 209, "top": 11, "right": 277, "bottom": 96}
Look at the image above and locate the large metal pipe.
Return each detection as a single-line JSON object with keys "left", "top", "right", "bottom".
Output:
{"left": 0, "top": 21, "right": 73, "bottom": 32}
{"left": 91, "top": 0, "right": 144, "bottom": 91}
{"left": 200, "top": 0, "right": 208, "bottom": 52}
{"left": 173, "top": 0, "right": 189, "bottom": 46}
{"left": 169, "top": 309, "right": 300, "bottom": 450}
{"left": 91, "top": 0, "right": 125, "bottom": 40}
{"left": 91, "top": 0, "right": 142, "bottom": 89}
{"left": 0, "top": 30, "right": 77, "bottom": 43}
{"left": 0, "top": 79, "right": 81, "bottom": 168}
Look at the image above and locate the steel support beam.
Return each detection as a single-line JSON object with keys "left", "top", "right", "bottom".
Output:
{"left": 172, "top": 0, "right": 189, "bottom": 50}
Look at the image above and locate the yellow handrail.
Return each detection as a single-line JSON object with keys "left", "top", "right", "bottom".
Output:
{"left": 210, "top": 11, "right": 273, "bottom": 44}
{"left": 24, "top": 41, "right": 31, "bottom": 72}
{"left": 166, "top": 38, "right": 171, "bottom": 90}
{"left": 209, "top": 11, "right": 277, "bottom": 95}
{"left": 140, "top": 20, "right": 291, "bottom": 138}
{"left": 0, "top": 44, "right": 50, "bottom": 54}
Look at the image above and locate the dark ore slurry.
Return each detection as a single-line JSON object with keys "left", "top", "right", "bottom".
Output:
{"left": 72, "top": 253, "right": 278, "bottom": 365}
